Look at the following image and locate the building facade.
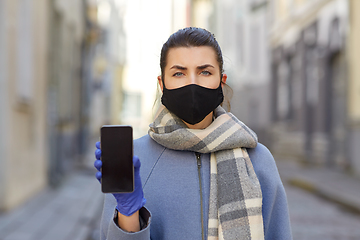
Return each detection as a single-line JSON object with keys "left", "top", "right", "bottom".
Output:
{"left": 268, "top": 0, "right": 360, "bottom": 173}
{"left": 0, "top": 0, "right": 89, "bottom": 211}
{"left": 87, "top": 0, "right": 127, "bottom": 140}
{"left": 0, "top": 0, "right": 50, "bottom": 211}
{"left": 47, "top": 0, "right": 87, "bottom": 186}
{"left": 347, "top": 0, "right": 360, "bottom": 174}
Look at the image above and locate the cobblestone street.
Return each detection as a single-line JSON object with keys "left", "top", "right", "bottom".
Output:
{"left": 285, "top": 182, "right": 360, "bottom": 240}
{"left": 0, "top": 169, "right": 104, "bottom": 240}
{"left": 278, "top": 159, "right": 360, "bottom": 240}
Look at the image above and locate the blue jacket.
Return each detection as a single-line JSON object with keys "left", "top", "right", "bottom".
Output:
{"left": 100, "top": 135, "right": 292, "bottom": 240}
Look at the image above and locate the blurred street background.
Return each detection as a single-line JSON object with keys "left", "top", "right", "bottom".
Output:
{"left": 1, "top": 0, "right": 360, "bottom": 239}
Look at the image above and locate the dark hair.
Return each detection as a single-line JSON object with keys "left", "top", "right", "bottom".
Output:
{"left": 160, "top": 27, "right": 224, "bottom": 78}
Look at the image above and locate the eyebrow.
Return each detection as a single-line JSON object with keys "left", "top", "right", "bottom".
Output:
{"left": 197, "top": 64, "right": 215, "bottom": 70}
{"left": 169, "top": 64, "right": 215, "bottom": 70}
{"left": 170, "top": 65, "right": 187, "bottom": 70}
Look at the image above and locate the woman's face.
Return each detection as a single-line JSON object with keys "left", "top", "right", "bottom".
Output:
{"left": 158, "top": 46, "right": 227, "bottom": 129}
{"left": 158, "top": 46, "right": 227, "bottom": 90}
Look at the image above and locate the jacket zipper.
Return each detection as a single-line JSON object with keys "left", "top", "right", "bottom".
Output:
{"left": 196, "top": 152, "right": 205, "bottom": 240}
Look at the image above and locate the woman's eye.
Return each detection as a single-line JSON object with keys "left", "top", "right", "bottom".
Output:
{"left": 173, "top": 72, "right": 184, "bottom": 77}
{"left": 201, "top": 70, "right": 211, "bottom": 76}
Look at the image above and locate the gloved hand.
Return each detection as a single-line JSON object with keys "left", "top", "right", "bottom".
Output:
{"left": 94, "top": 141, "right": 146, "bottom": 216}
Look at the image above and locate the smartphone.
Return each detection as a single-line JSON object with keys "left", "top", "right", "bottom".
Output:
{"left": 100, "top": 125, "right": 134, "bottom": 193}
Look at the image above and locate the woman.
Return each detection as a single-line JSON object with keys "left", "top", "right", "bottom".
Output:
{"left": 94, "top": 27, "right": 292, "bottom": 240}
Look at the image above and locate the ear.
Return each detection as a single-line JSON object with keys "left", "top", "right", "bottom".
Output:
{"left": 158, "top": 76, "right": 163, "bottom": 92}
{"left": 221, "top": 73, "right": 227, "bottom": 87}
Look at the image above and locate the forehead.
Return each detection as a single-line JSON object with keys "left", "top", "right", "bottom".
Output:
{"left": 166, "top": 46, "right": 218, "bottom": 67}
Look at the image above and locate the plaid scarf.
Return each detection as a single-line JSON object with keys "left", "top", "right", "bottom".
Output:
{"left": 149, "top": 105, "right": 265, "bottom": 240}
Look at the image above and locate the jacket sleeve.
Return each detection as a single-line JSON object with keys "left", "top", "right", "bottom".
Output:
{"left": 248, "top": 143, "right": 293, "bottom": 240}
{"left": 100, "top": 194, "right": 151, "bottom": 240}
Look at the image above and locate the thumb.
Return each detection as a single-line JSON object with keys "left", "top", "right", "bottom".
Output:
{"left": 133, "top": 155, "right": 141, "bottom": 169}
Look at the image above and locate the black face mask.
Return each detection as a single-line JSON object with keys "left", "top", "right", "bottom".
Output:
{"left": 161, "top": 81, "right": 224, "bottom": 125}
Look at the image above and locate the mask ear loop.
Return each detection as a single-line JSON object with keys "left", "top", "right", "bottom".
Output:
{"left": 220, "top": 74, "right": 224, "bottom": 87}
{"left": 161, "top": 76, "right": 167, "bottom": 90}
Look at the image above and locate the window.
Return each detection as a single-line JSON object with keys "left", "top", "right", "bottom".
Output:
{"left": 0, "top": 0, "right": 7, "bottom": 113}
{"left": 249, "top": 24, "right": 260, "bottom": 74}
{"left": 277, "top": 60, "right": 290, "bottom": 120}
{"left": 16, "top": 0, "right": 33, "bottom": 102}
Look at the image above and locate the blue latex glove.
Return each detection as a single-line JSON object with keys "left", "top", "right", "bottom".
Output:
{"left": 94, "top": 141, "right": 146, "bottom": 216}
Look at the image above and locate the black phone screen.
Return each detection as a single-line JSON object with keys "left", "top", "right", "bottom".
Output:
{"left": 100, "top": 125, "right": 134, "bottom": 193}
